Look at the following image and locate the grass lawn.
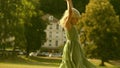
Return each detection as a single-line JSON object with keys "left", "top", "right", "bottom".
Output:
{"left": 0, "top": 63, "right": 56, "bottom": 68}
{"left": 0, "top": 56, "right": 119, "bottom": 68}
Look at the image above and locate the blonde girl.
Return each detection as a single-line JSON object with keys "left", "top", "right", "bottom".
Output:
{"left": 59, "top": 0, "right": 96, "bottom": 68}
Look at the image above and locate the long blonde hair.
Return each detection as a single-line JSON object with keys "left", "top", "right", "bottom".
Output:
{"left": 59, "top": 8, "right": 80, "bottom": 27}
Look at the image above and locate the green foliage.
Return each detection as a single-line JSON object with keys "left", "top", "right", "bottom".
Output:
{"left": 40, "top": 0, "right": 89, "bottom": 18}
{"left": 23, "top": 0, "right": 47, "bottom": 56}
{"left": 0, "top": 0, "right": 26, "bottom": 49}
{"left": 72, "top": 0, "right": 89, "bottom": 13}
{"left": 24, "top": 13, "right": 47, "bottom": 52}
{"left": 0, "top": 0, "right": 47, "bottom": 56}
{"left": 109, "top": 0, "right": 120, "bottom": 16}
{"left": 40, "top": 0, "right": 66, "bottom": 18}
{"left": 78, "top": 0, "right": 120, "bottom": 62}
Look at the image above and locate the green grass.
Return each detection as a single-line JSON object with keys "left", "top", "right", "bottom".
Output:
{"left": 0, "top": 56, "right": 61, "bottom": 68}
{"left": 88, "top": 59, "right": 119, "bottom": 68}
{"left": 0, "top": 56, "right": 119, "bottom": 68}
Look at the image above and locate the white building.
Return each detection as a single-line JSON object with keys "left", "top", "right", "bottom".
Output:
{"left": 41, "top": 14, "right": 66, "bottom": 52}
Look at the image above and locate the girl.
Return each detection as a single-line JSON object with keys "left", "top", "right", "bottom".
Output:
{"left": 59, "top": 0, "right": 96, "bottom": 68}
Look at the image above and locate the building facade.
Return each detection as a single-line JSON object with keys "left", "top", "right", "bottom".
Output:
{"left": 42, "top": 14, "right": 66, "bottom": 51}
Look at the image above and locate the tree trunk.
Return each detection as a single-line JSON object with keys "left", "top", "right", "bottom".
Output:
{"left": 2, "top": 44, "right": 6, "bottom": 57}
{"left": 26, "top": 44, "right": 30, "bottom": 58}
{"left": 100, "top": 59, "right": 105, "bottom": 66}
{"left": 25, "top": 40, "right": 31, "bottom": 58}
{"left": 12, "top": 45, "right": 17, "bottom": 56}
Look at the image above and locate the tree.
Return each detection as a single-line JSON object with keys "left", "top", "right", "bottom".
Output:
{"left": 105, "top": 0, "right": 120, "bottom": 31}
{"left": 109, "top": 0, "right": 120, "bottom": 17}
{"left": 40, "top": 0, "right": 66, "bottom": 18}
{"left": 78, "top": 0, "right": 120, "bottom": 66}
{"left": 23, "top": 0, "right": 47, "bottom": 57}
{"left": 0, "top": 0, "right": 26, "bottom": 56}
{"left": 0, "top": 0, "right": 47, "bottom": 57}
{"left": 40, "top": 0, "right": 89, "bottom": 18}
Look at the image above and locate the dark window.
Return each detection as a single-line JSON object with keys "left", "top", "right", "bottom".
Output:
{"left": 64, "top": 41, "right": 66, "bottom": 44}
{"left": 49, "top": 40, "right": 51, "bottom": 42}
{"left": 49, "top": 44, "right": 51, "bottom": 46}
{"left": 56, "top": 40, "right": 58, "bottom": 46}
{"left": 49, "top": 26, "right": 52, "bottom": 29}
{"left": 56, "top": 24, "right": 59, "bottom": 29}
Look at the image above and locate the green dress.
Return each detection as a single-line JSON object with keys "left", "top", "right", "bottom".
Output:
{"left": 59, "top": 25, "right": 96, "bottom": 68}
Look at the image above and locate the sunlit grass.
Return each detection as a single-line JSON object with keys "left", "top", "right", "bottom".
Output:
{"left": 89, "top": 59, "right": 119, "bottom": 68}
{"left": 0, "top": 63, "right": 56, "bottom": 68}
{"left": 0, "top": 56, "right": 119, "bottom": 68}
{"left": 0, "top": 56, "right": 61, "bottom": 67}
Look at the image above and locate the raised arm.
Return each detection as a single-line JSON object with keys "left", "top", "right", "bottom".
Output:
{"left": 64, "top": 0, "right": 73, "bottom": 29}
{"left": 66, "top": 0, "right": 73, "bottom": 14}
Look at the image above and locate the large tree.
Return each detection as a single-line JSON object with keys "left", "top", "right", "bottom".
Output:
{"left": 78, "top": 0, "right": 120, "bottom": 66}
{"left": 23, "top": 0, "right": 47, "bottom": 57}
{"left": 0, "top": 0, "right": 26, "bottom": 54}
{"left": 0, "top": 0, "right": 47, "bottom": 57}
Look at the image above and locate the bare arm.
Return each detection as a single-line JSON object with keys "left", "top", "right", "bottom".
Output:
{"left": 64, "top": 0, "right": 73, "bottom": 29}
{"left": 66, "top": 0, "right": 73, "bottom": 11}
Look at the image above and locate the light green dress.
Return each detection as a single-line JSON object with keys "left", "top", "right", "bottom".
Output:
{"left": 59, "top": 25, "right": 96, "bottom": 68}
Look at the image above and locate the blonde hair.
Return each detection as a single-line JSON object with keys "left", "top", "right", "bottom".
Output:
{"left": 59, "top": 8, "right": 80, "bottom": 27}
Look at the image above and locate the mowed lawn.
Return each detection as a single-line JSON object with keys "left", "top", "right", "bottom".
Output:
{"left": 0, "top": 63, "right": 56, "bottom": 68}
{"left": 0, "top": 56, "right": 119, "bottom": 68}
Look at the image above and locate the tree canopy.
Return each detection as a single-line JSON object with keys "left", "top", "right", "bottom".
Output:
{"left": 40, "top": 0, "right": 89, "bottom": 18}
{"left": 0, "top": 0, "right": 47, "bottom": 56}
{"left": 78, "top": 0, "right": 120, "bottom": 66}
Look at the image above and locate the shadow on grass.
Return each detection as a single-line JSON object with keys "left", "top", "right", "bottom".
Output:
{"left": 90, "top": 59, "right": 120, "bottom": 68}
{"left": 0, "top": 55, "right": 61, "bottom": 67}
{"left": 107, "top": 60, "right": 120, "bottom": 68}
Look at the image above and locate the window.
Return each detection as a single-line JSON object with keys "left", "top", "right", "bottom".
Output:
{"left": 49, "top": 44, "right": 51, "bottom": 46}
{"left": 62, "top": 28, "right": 64, "bottom": 31}
{"left": 56, "top": 24, "right": 59, "bottom": 29}
{"left": 49, "top": 16, "right": 53, "bottom": 21}
{"left": 49, "top": 35, "right": 52, "bottom": 38}
{"left": 49, "top": 32, "right": 52, "bottom": 37}
{"left": 64, "top": 41, "right": 66, "bottom": 44}
{"left": 56, "top": 40, "right": 58, "bottom": 46}
{"left": 49, "top": 26, "right": 52, "bottom": 29}
{"left": 50, "top": 31, "right": 52, "bottom": 34}
{"left": 49, "top": 40, "right": 51, "bottom": 42}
